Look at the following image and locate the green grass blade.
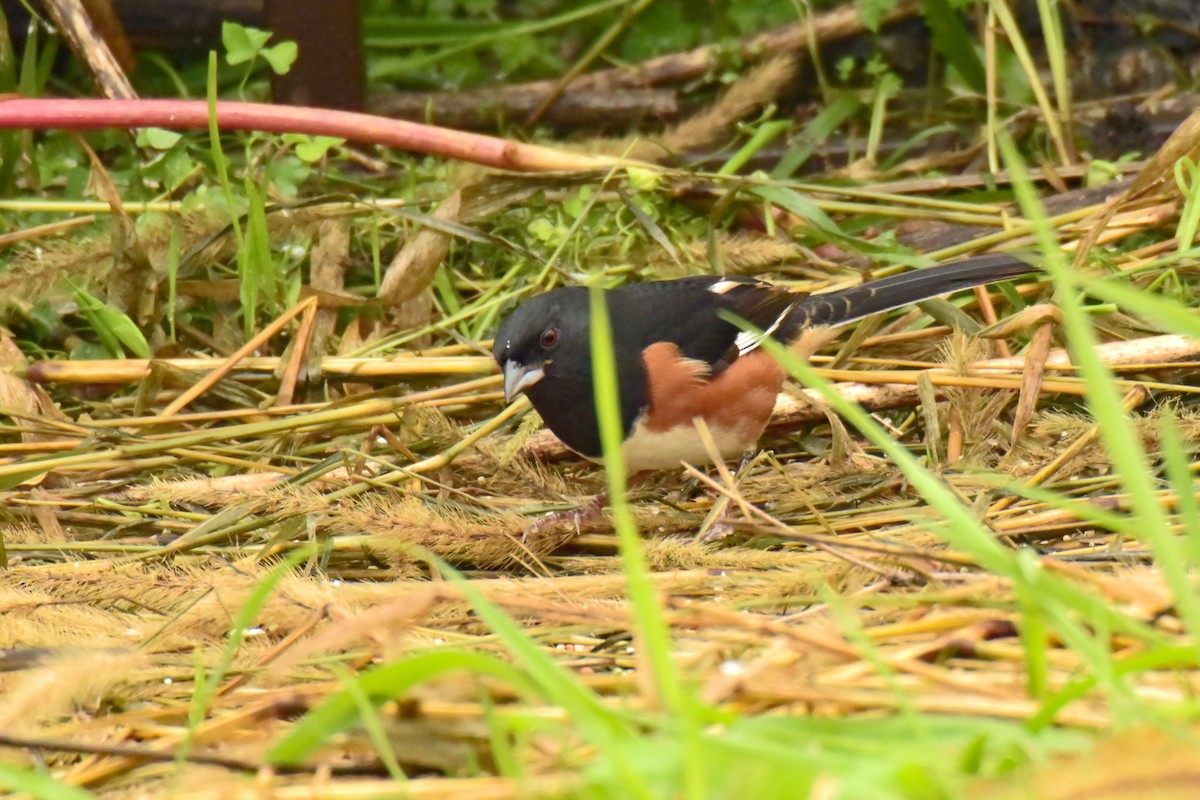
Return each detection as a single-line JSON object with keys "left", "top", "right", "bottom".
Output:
{"left": 330, "top": 663, "right": 407, "bottom": 781}
{"left": 751, "top": 327, "right": 1161, "bottom": 722}
{"left": 1153, "top": 412, "right": 1200, "bottom": 661}
{"left": 719, "top": 120, "right": 790, "bottom": 176}
{"left": 589, "top": 287, "right": 706, "bottom": 800}
{"left": 182, "top": 549, "right": 312, "bottom": 766}
{"left": 748, "top": 183, "right": 843, "bottom": 237}
{"left": 771, "top": 92, "right": 862, "bottom": 178}
{"left": 999, "top": 133, "right": 1172, "bottom": 553}
{"left": 0, "top": 763, "right": 97, "bottom": 800}
{"left": 440, "top": 561, "right": 653, "bottom": 798}
{"left": 268, "top": 650, "right": 543, "bottom": 765}
{"left": 1081, "top": 271, "right": 1200, "bottom": 340}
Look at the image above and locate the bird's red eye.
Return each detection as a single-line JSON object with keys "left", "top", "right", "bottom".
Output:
{"left": 539, "top": 327, "right": 559, "bottom": 349}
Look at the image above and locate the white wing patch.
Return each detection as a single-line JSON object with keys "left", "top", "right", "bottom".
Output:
{"left": 708, "top": 279, "right": 740, "bottom": 295}
{"left": 734, "top": 303, "right": 794, "bottom": 356}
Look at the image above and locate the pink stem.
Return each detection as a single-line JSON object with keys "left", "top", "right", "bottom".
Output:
{"left": 0, "top": 97, "right": 625, "bottom": 172}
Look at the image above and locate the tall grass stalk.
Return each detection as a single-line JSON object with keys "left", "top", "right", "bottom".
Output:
{"left": 588, "top": 287, "right": 707, "bottom": 799}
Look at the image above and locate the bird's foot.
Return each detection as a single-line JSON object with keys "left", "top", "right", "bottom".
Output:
{"left": 698, "top": 516, "right": 743, "bottom": 542}
{"left": 522, "top": 491, "right": 609, "bottom": 542}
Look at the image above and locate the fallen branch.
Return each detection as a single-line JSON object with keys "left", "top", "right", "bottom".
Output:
{"left": 514, "top": 0, "right": 918, "bottom": 93}
{"left": 369, "top": 86, "right": 679, "bottom": 131}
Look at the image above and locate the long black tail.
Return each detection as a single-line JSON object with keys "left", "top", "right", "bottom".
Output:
{"left": 780, "top": 252, "right": 1036, "bottom": 339}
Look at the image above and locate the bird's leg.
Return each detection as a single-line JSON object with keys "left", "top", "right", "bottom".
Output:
{"left": 697, "top": 450, "right": 757, "bottom": 542}
{"left": 521, "top": 472, "right": 651, "bottom": 541}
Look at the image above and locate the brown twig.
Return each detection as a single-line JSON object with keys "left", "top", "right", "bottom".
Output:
{"left": 40, "top": 0, "right": 137, "bottom": 100}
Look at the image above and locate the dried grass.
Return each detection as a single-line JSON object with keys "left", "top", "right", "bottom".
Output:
{"left": 3, "top": 36, "right": 1200, "bottom": 800}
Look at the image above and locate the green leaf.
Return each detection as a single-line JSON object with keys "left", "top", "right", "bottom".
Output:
{"left": 922, "top": 0, "right": 986, "bottom": 93}
{"left": 858, "top": 0, "right": 899, "bottom": 33}
{"left": 222, "top": 22, "right": 272, "bottom": 65}
{"left": 265, "top": 154, "right": 311, "bottom": 198}
{"left": 588, "top": 288, "right": 703, "bottom": 797}
{"left": 626, "top": 166, "right": 661, "bottom": 192}
{"left": 283, "top": 134, "right": 345, "bottom": 163}
{"left": 69, "top": 341, "right": 111, "bottom": 361}
{"left": 527, "top": 217, "right": 560, "bottom": 243}
{"left": 73, "top": 287, "right": 151, "bottom": 358}
{"left": 496, "top": 33, "right": 539, "bottom": 74}
{"left": 562, "top": 185, "right": 594, "bottom": 220}
{"left": 136, "top": 127, "right": 182, "bottom": 150}
{"left": 262, "top": 41, "right": 298, "bottom": 75}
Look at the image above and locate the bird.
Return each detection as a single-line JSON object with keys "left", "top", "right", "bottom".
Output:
{"left": 493, "top": 251, "right": 1035, "bottom": 480}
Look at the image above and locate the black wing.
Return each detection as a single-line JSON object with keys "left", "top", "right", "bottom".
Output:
{"left": 607, "top": 276, "right": 797, "bottom": 373}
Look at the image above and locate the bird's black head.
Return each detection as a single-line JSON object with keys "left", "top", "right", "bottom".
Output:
{"left": 493, "top": 286, "right": 593, "bottom": 405}
{"left": 494, "top": 286, "right": 630, "bottom": 459}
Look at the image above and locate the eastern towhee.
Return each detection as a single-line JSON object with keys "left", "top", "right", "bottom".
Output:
{"left": 494, "top": 252, "right": 1035, "bottom": 476}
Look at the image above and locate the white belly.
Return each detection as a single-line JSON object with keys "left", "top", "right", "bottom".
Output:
{"left": 618, "top": 417, "right": 757, "bottom": 472}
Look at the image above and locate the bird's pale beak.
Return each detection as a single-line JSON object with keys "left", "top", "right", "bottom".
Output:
{"left": 503, "top": 360, "right": 545, "bottom": 403}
